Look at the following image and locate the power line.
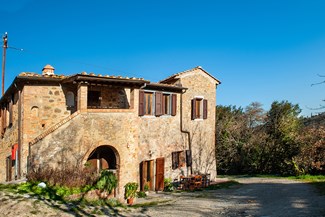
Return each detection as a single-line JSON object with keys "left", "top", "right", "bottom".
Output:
{"left": 6, "top": 45, "right": 140, "bottom": 77}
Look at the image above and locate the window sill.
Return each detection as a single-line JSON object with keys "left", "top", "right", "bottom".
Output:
{"left": 140, "top": 115, "right": 156, "bottom": 118}
{"left": 87, "top": 108, "right": 134, "bottom": 113}
{"left": 140, "top": 114, "right": 174, "bottom": 118}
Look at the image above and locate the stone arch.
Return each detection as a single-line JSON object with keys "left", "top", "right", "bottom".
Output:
{"left": 30, "top": 106, "right": 42, "bottom": 129}
{"left": 31, "top": 106, "right": 39, "bottom": 118}
{"left": 86, "top": 145, "right": 119, "bottom": 170}
{"left": 85, "top": 145, "right": 120, "bottom": 196}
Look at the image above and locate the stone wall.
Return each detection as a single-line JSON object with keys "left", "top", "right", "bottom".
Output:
{"left": 137, "top": 89, "right": 189, "bottom": 181}
{"left": 88, "top": 86, "right": 130, "bottom": 109}
{"left": 0, "top": 91, "right": 20, "bottom": 181}
{"left": 30, "top": 112, "right": 139, "bottom": 199}
{"left": 0, "top": 68, "right": 219, "bottom": 198}
{"left": 176, "top": 68, "right": 217, "bottom": 179}
{"left": 20, "top": 85, "right": 71, "bottom": 177}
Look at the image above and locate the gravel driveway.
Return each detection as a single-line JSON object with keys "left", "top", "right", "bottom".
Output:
{"left": 129, "top": 177, "right": 325, "bottom": 217}
{"left": 0, "top": 177, "right": 324, "bottom": 217}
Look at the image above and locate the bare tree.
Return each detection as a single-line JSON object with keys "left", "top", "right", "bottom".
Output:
{"left": 309, "top": 74, "right": 325, "bottom": 110}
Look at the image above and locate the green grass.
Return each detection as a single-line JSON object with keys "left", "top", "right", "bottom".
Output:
{"left": 0, "top": 182, "right": 96, "bottom": 201}
{"left": 219, "top": 174, "right": 325, "bottom": 195}
{"left": 0, "top": 183, "right": 19, "bottom": 193}
{"left": 287, "top": 175, "right": 325, "bottom": 195}
{"left": 287, "top": 175, "right": 325, "bottom": 182}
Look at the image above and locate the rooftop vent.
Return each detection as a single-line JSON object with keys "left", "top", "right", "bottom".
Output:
{"left": 42, "top": 64, "right": 55, "bottom": 76}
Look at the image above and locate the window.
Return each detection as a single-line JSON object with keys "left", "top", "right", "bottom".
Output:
{"left": 139, "top": 90, "right": 177, "bottom": 116}
{"left": 191, "top": 98, "right": 207, "bottom": 120}
{"left": 172, "top": 151, "right": 185, "bottom": 170}
{"left": 66, "top": 91, "right": 75, "bottom": 108}
{"left": 88, "top": 91, "right": 101, "bottom": 107}
{"left": 144, "top": 92, "right": 154, "bottom": 115}
{"left": 162, "top": 94, "right": 176, "bottom": 115}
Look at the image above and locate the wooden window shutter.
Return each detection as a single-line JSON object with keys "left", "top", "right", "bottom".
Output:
{"left": 186, "top": 150, "right": 192, "bottom": 167}
{"left": 172, "top": 152, "right": 178, "bottom": 170}
{"left": 155, "top": 158, "right": 165, "bottom": 191}
{"left": 179, "top": 151, "right": 185, "bottom": 167}
{"left": 171, "top": 94, "right": 177, "bottom": 116}
{"left": 0, "top": 108, "right": 4, "bottom": 135}
{"left": 191, "top": 99, "right": 196, "bottom": 120}
{"left": 4, "top": 107, "right": 7, "bottom": 128}
{"left": 139, "top": 90, "right": 145, "bottom": 116}
{"left": 162, "top": 94, "right": 166, "bottom": 115}
{"left": 9, "top": 101, "right": 13, "bottom": 126}
{"left": 203, "top": 99, "right": 208, "bottom": 119}
{"left": 155, "top": 92, "right": 163, "bottom": 116}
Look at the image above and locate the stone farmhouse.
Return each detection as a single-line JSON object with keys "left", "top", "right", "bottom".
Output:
{"left": 0, "top": 65, "right": 220, "bottom": 198}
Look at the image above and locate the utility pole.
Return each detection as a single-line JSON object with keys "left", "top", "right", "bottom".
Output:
{"left": 2, "top": 32, "right": 8, "bottom": 96}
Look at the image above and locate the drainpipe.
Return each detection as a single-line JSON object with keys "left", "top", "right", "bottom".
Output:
{"left": 17, "top": 89, "right": 21, "bottom": 179}
{"left": 139, "top": 83, "right": 147, "bottom": 89}
{"left": 13, "top": 83, "right": 22, "bottom": 179}
{"left": 180, "top": 89, "right": 192, "bottom": 176}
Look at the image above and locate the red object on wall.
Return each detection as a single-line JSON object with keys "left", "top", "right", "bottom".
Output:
{"left": 11, "top": 144, "right": 18, "bottom": 160}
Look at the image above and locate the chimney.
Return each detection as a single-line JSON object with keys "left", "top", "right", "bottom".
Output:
{"left": 42, "top": 64, "right": 55, "bottom": 76}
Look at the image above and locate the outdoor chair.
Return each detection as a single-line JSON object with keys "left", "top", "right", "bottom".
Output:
{"left": 189, "top": 175, "right": 202, "bottom": 190}
{"left": 201, "top": 173, "right": 211, "bottom": 187}
{"left": 179, "top": 175, "right": 189, "bottom": 190}
{"left": 205, "top": 173, "right": 211, "bottom": 187}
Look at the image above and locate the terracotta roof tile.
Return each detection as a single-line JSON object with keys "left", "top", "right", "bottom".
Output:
{"left": 159, "top": 66, "right": 221, "bottom": 84}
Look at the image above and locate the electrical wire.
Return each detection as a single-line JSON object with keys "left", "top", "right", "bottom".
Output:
{"left": 6, "top": 45, "right": 141, "bottom": 78}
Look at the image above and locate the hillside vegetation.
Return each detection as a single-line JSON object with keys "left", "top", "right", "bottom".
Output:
{"left": 216, "top": 101, "right": 324, "bottom": 176}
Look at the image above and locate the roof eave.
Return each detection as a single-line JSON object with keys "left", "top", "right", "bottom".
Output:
{"left": 62, "top": 74, "right": 150, "bottom": 86}
{"left": 144, "top": 83, "right": 187, "bottom": 92}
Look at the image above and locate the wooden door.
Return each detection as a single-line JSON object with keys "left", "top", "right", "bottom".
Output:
{"left": 140, "top": 160, "right": 154, "bottom": 191}
{"left": 155, "top": 157, "right": 165, "bottom": 191}
{"left": 140, "top": 161, "right": 146, "bottom": 191}
{"left": 6, "top": 156, "right": 12, "bottom": 181}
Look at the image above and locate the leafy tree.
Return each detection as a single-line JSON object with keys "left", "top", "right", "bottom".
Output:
{"left": 216, "top": 105, "right": 245, "bottom": 174}
{"left": 245, "top": 102, "right": 265, "bottom": 129}
{"left": 216, "top": 101, "right": 306, "bottom": 175}
{"left": 262, "top": 101, "right": 302, "bottom": 175}
{"left": 295, "top": 126, "right": 325, "bottom": 175}
{"left": 216, "top": 103, "right": 266, "bottom": 174}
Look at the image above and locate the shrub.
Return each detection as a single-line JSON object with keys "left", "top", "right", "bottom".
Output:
{"left": 144, "top": 182, "right": 150, "bottom": 191}
{"left": 27, "top": 165, "right": 98, "bottom": 188}
{"left": 124, "top": 182, "right": 138, "bottom": 199}
{"left": 137, "top": 191, "right": 147, "bottom": 198}
{"left": 163, "top": 178, "right": 174, "bottom": 192}
{"left": 95, "top": 170, "right": 118, "bottom": 194}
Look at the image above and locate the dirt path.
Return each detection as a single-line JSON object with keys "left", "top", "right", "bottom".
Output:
{"left": 130, "top": 177, "right": 325, "bottom": 217}
{"left": 0, "top": 177, "right": 324, "bottom": 217}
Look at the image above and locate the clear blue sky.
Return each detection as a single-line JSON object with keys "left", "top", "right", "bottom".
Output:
{"left": 1, "top": 0, "right": 325, "bottom": 116}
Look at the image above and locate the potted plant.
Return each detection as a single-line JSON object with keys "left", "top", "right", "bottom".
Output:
{"left": 124, "top": 182, "right": 138, "bottom": 205}
{"left": 144, "top": 182, "right": 150, "bottom": 195}
{"left": 95, "top": 170, "right": 118, "bottom": 199}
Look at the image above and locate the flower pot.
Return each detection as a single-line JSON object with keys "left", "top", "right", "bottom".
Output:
{"left": 127, "top": 197, "right": 134, "bottom": 205}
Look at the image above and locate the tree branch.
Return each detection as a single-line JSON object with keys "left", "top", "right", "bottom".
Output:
{"left": 311, "top": 80, "right": 325, "bottom": 86}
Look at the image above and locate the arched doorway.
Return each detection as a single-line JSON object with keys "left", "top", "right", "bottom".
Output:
{"left": 86, "top": 145, "right": 119, "bottom": 173}
{"left": 86, "top": 145, "right": 120, "bottom": 196}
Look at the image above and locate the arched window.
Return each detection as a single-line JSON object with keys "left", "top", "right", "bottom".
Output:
{"left": 31, "top": 106, "right": 39, "bottom": 118}
{"left": 66, "top": 91, "right": 75, "bottom": 107}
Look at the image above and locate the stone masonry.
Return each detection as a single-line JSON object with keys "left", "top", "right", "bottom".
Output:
{"left": 0, "top": 65, "right": 220, "bottom": 200}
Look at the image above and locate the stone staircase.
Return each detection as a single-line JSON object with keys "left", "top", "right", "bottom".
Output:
{"left": 29, "top": 111, "right": 80, "bottom": 146}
